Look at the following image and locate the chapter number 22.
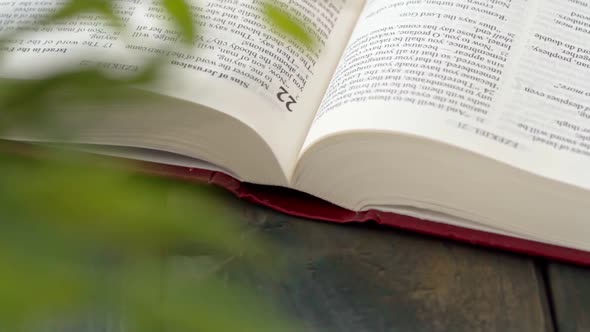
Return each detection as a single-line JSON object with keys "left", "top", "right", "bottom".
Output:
{"left": 277, "top": 86, "right": 297, "bottom": 112}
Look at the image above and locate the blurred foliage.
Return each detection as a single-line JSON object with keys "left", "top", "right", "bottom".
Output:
{"left": 0, "top": 0, "right": 313, "bottom": 331}
{"left": 0, "top": 152, "right": 293, "bottom": 332}
{"left": 263, "top": 2, "right": 315, "bottom": 49}
{"left": 0, "top": 67, "right": 157, "bottom": 133}
{"left": 48, "top": 0, "right": 125, "bottom": 29}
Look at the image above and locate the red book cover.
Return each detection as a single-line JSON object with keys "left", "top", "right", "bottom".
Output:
{"left": 4, "top": 141, "right": 590, "bottom": 267}
{"left": 140, "top": 161, "right": 590, "bottom": 267}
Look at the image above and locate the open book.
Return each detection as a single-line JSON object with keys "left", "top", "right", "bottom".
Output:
{"left": 2, "top": 0, "right": 590, "bottom": 256}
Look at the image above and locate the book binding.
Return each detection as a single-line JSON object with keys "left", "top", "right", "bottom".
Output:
{"left": 3, "top": 141, "right": 588, "bottom": 266}
{"left": 144, "top": 161, "right": 590, "bottom": 267}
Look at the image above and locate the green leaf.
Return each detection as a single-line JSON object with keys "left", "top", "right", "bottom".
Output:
{"left": 0, "top": 150, "right": 283, "bottom": 331}
{"left": 121, "top": 259, "right": 301, "bottom": 332}
{"left": 0, "top": 247, "right": 94, "bottom": 329}
{"left": 0, "top": 63, "right": 159, "bottom": 133}
{"left": 0, "top": 152, "right": 266, "bottom": 258}
{"left": 46, "top": 0, "right": 97, "bottom": 22}
{"left": 162, "top": 0, "right": 196, "bottom": 44}
{"left": 262, "top": 2, "right": 315, "bottom": 49}
{"left": 46, "top": 0, "right": 123, "bottom": 28}
{"left": 0, "top": 1, "right": 299, "bottom": 330}
{"left": 92, "top": 1, "right": 125, "bottom": 29}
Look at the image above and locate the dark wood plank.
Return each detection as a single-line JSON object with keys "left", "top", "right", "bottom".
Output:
{"left": 205, "top": 198, "right": 553, "bottom": 332}
{"left": 548, "top": 263, "right": 590, "bottom": 332}
{"left": 62, "top": 194, "right": 552, "bottom": 332}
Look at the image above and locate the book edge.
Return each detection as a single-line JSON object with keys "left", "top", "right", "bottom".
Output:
{"left": 3, "top": 141, "right": 588, "bottom": 267}
{"left": 139, "top": 160, "right": 590, "bottom": 267}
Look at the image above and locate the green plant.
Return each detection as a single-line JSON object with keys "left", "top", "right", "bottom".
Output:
{"left": 0, "top": 0, "right": 313, "bottom": 331}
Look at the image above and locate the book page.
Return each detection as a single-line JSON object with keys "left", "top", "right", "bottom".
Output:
{"left": 497, "top": 1, "right": 590, "bottom": 179}
{"left": 303, "top": 0, "right": 590, "bottom": 189}
{"left": 0, "top": 0, "right": 364, "bottom": 176}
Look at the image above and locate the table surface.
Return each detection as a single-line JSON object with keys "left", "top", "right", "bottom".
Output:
{"left": 73, "top": 191, "right": 590, "bottom": 332}
{"left": 217, "top": 194, "right": 590, "bottom": 332}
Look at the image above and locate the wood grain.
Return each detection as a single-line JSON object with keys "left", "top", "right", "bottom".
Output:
{"left": 53, "top": 195, "right": 554, "bottom": 332}
{"left": 214, "top": 200, "right": 552, "bottom": 332}
{"left": 548, "top": 263, "right": 590, "bottom": 332}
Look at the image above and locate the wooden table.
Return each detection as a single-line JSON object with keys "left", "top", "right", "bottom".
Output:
{"left": 209, "top": 194, "right": 590, "bottom": 332}
{"left": 73, "top": 191, "right": 589, "bottom": 332}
